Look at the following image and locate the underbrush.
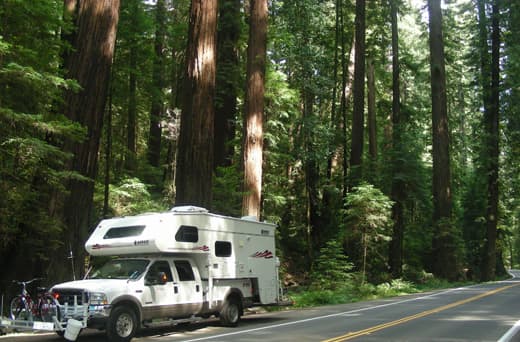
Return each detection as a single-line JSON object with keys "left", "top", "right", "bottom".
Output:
{"left": 287, "top": 277, "right": 467, "bottom": 308}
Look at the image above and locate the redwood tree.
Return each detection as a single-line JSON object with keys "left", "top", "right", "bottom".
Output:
{"left": 175, "top": 0, "right": 218, "bottom": 208}
{"left": 349, "top": 0, "right": 366, "bottom": 187}
{"left": 60, "top": 0, "right": 120, "bottom": 278}
{"left": 147, "top": 0, "right": 167, "bottom": 168}
{"left": 480, "top": 0, "right": 501, "bottom": 281}
{"left": 428, "top": 0, "right": 457, "bottom": 280}
{"left": 242, "top": 0, "right": 268, "bottom": 219}
{"left": 214, "top": 0, "right": 241, "bottom": 169}
{"left": 389, "top": 0, "right": 405, "bottom": 278}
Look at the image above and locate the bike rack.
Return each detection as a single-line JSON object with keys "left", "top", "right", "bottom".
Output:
{"left": 0, "top": 294, "right": 88, "bottom": 333}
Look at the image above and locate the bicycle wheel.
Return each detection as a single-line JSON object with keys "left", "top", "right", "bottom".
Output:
{"left": 38, "top": 295, "right": 59, "bottom": 322}
{"left": 10, "top": 296, "right": 29, "bottom": 320}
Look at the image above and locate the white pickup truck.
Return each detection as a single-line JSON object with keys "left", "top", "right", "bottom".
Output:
{"left": 28, "top": 206, "right": 289, "bottom": 342}
{"left": 51, "top": 255, "right": 257, "bottom": 341}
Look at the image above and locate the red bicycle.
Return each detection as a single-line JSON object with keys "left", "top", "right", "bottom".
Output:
{"left": 9, "top": 278, "right": 59, "bottom": 322}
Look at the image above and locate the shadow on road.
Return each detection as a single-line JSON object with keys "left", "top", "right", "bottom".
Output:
{"left": 1, "top": 314, "right": 289, "bottom": 341}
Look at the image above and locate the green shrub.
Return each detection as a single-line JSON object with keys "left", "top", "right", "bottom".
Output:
{"left": 310, "top": 239, "right": 354, "bottom": 290}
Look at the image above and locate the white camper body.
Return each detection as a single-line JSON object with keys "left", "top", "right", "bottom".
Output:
{"left": 28, "top": 206, "right": 288, "bottom": 342}
{"left": 84, "top": 205, "right": 279, "bottom": 305}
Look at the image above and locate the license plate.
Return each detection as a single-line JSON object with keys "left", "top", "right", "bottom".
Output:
{"left": 33, "top": 321, "right": 55, "bottom": 331}
{"left": 1, "top": 320, "right": 11, "bottom": 326}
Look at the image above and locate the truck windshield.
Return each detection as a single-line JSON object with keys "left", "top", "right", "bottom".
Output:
{"left": 90, "top": 259, "right": 150, "bottom": 280}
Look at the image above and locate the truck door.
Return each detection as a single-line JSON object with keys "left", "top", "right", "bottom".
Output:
{"left": 142, "top": 260, "right": 183, "bottom": 319}
{"left": 173, "top": 260, "right": 203, "bottom": 316}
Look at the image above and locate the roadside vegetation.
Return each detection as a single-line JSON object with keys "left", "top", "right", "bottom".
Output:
{"left": 286, "top": 276, "right": 470, "bottom": 308}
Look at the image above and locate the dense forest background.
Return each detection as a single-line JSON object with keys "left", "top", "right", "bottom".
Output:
{"left": 1, "top": 0, "right": 519, "bottom": 299}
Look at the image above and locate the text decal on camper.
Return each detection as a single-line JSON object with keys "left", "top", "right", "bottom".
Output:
{"left": 251, "top": 250, "right": 273, "bottom": 259}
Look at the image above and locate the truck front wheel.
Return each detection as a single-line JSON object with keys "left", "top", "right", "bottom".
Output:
{"left": 220, "top": 296, "right": 242, "bottom": 326}
{"left": 106, "top": 305, "right": 138, "bottom": 342}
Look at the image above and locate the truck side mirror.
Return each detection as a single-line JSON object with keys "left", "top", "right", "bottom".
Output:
{"left": 158, "top": 271, "right": 168, "bottom": 284}
{"left": 145, "top": 271, "right": 168, "bottom": 285}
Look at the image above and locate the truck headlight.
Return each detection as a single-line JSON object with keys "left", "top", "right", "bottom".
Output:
{"left": 89, "top": 292, "right": 108, "bottom": 306}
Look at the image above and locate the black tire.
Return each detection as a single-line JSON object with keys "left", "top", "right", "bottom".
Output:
{"left": 106, "top": 305, "right": 138, "bottom": 342}
{"left": 219, "top": 296, "right": 242, "bottom": 326}
{"left": 9, "top": 296, "right": 28, "bottom": 320}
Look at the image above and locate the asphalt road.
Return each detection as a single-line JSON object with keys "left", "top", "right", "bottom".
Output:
{"left": 3, "top": 272, "right": 520, "bottom": 342}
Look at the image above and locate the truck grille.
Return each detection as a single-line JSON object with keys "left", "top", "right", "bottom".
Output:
{"left": 53, "top": 289, "right": 87, "bottom": 305}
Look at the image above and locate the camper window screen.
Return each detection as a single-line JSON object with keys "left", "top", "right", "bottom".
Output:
{"left": 175, "top": 225, "right": 199, "bottom": 242}
{"left": 215, "top": 241, "right": 232, "bottom": 257}
{"left": 103, "top": 225, "right": 145, "bottom": 239}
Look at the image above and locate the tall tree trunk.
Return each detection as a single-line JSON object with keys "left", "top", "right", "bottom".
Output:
{"left": 428, "top": 0, "right": 456, "bottom": 280}
{"left": 481, "top": 0, "right": 501, "bottom": 281}
{"left": 389, "top": 0, "right": 405, "bottom": 278}
{"left": 127, "top": 36, "right": 137, "bottom": 171}
{"left": 327, "top": 0, "right": 341, "bottom": 181}
{"left": 60, "top": 0, "right": 120, "bottom": 280}
{"left": 303, "top": 89, "right": 322, "bottom": 252}
{"left": 147, "top": 0, "right": 167, "bottom": 168}
{"left": 342, "top": 35, "right": 356, "bottom": 199}
{"left": 242, "top": 0, "right": 267, "bottom": 219}
{"left": 367, "top": 56, "right": 377, "bottom": 161}
{"left": 61, "top": 0, "right": 79, "bottom": 69}
{"left": 175, "top": 0, "right": 218, "bottom": 208}
{"left": 349, "top": 0, "right": 366, "bottom": 187}
{"left": 214, "top": 0, "right": 240, "bottom": 169}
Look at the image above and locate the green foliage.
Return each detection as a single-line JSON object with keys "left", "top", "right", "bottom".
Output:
{"left": 344, "top": 183, "right": 393, "bottom": 234}
{"left": 310, "top": 239, "right": 354, "bottom": 290}
{"left": 212, "top": 166, "right": 243, "bottom": 217}
{"left": 290, "top": 277, "right": 420, "bottom": 308}
{"left": 343, "top": 183, "right": 393, "bottom": 282}
{"left": 94, "top": 178, "right": 167, "bottom": 218}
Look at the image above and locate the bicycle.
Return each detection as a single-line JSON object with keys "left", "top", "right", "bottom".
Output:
{"left": 9, "top": 278, "right": 59, "bottom": 322}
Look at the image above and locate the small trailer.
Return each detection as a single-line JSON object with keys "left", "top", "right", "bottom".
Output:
{"left": 2, "top": 206, "right": 290, "bottom": 341}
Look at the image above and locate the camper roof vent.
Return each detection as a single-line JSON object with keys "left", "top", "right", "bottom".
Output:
{"left": 241, "top": 215, "right": 259, "bottom": 222}
{"left": 170, "top": 206, "right": 209, "bottom": 213}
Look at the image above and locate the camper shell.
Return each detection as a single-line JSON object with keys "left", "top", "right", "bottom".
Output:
{"left": 85, "top": 205, "right": 279, "bottom": 304}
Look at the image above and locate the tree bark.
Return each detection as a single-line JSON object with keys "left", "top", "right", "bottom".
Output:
{"left": 428, "top": 0, "right": 456, "bottom": 280}
{"left": 61, "top": 0, "right": 120, "bottom": 279}
{"left": 389, "top": 0, "right": 405, "bottom": 278}
{"left": 147, "top": 0, "right": 167, "bottom": 168}
{"left": 214, "top": 0, "right": 240, "bottom": 169}
{"left": 481, "top": 0, "right": 501, "bottom": 281}
{"left": 349, "top": 0, "right": 366, "bottom": 187}
{"left": 242, "top": 0, "right": 267, "bottom": 219}
{"left": 367, "top": 57, "right": 376, "bottom": 161}
{"left": 126, "top": 15, "right": 138, "bottom": 171}
{"left": 175, "top": 0, "right": 218, "bottom": 208}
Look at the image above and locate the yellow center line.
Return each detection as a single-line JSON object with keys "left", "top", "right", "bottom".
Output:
{"left": 322, "top": 283, "right": 520, "bottom": 342}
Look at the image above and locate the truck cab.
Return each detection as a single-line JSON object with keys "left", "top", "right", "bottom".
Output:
{"left": 51, "top": 255, "right": 251, "bottom": 341}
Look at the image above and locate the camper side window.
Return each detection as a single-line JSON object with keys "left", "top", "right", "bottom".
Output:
{"left": 103, "top": 225, "right": 145, "bottom": 239}
{"left": 215, "top": 241, "right": 232, "bottom": 257}
{"left": 174, "top": 260, "right": 195, "bottom": 281}
{"left": 175, "top": 225, "right": 198, "bottom": 242}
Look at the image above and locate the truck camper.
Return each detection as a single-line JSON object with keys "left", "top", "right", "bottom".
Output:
{"left": 1, "top": 206, "right": 289, "bottom": 342}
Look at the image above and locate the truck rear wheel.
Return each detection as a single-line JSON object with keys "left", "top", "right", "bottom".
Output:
{"left": 106, "top": 305, "right": 137, "bottom": 342}
{"left": 220, "top": 296, "right": 241, "bottom": 326}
